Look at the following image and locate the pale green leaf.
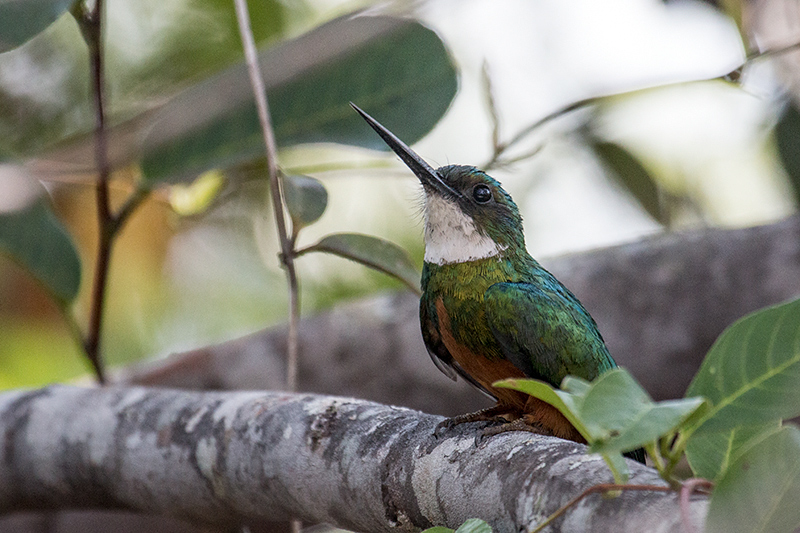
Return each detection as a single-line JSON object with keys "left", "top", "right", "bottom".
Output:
{"left": 283, "top": 175, "right": 327, "bottom": 230}
{"left": 494, "top": 378, "right": 590, "bottom": 439}
{"left": 686, "top": 298, "right": 800, "bottom": 434}
{"left": 686, "top": 421, "right": 781, "bottom": 481}
{"left": 498, "top": 369, "right": 704, "bottom": 456}
{"left": 455, "top": 518, "right": 492, "bottom": 533}
{"left": 706, "top": 425, "right": 800, "bottom": 533}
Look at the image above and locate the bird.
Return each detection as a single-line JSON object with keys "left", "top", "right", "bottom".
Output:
{"left": 351, "top": 103, "right": 645, "bottom": 464}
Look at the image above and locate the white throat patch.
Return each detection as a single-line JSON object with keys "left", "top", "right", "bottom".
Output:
{"left": 423, "top": 195, "right": 505, "bottom": 265}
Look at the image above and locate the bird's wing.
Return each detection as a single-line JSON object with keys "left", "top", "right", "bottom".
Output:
{"left": 483, "top": 282, "right": 616, "bottom": 387}
{"left": 420, "top": 296, "right": 496, "bottom": 399}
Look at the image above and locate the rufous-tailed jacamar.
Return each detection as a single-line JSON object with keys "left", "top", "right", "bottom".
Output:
{"left": 352, "top": 103, "right": 645, "bottom": 464}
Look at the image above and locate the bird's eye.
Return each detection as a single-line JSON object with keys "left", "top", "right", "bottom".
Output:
{"left": 472, "top": 184, "right": 492, "bottom": 204}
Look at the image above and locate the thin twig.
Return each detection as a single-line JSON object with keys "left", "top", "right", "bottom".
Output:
{"left": 481, "top": 60, "right": 501, "bottom": 153}
{"left": 529, "top": 483, "right": 672, "bottom": 533}
{"left": 232, "top": 3, "right": 300, "bottom": 527}
{"left": 111, "top": 187, "right": 151, "bottom": 234}
{"left": 76, "top": 0, "right": 110, "bottom": 385}
{"left": 232, "top": 0, "right": 300, "bottom": 391}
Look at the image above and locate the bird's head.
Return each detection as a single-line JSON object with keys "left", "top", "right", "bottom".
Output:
{"left": 352, "top": 104, "right": 525, "bottom": 265}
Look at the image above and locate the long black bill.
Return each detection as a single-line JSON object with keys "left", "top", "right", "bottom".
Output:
{"left": 350, "top": 103, "right": 460, "bottom": 199}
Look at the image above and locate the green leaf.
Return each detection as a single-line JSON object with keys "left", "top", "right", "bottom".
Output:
{"left": 169, "top": 170, "right": 225, "bottom": 216}
{"left": 498, "top": 369, "right": 705, "bottom": 456}
{"left": 283, "top": 175, "right": 328, "bottom": 230}
{"left": 706, "top": 425, "right": 800, "bottom": 533}
{"left": 455, "top": 518, "right": 492, "bottom": 533}
{"left": 561, "top": 375, "right": 591, "bottom": 396}
{"left": 591, "top": 140, "right": 664, "bottom": 224}
{"left": 685, "top": 298, "right": 800, "bottom": 435}
{"left": 775, "top": 102, "right": 800, "bottom": 207}
{"left": 495, "top": 378, "right": 590, "bottom": 438}
{"left": 422, "top": 528, "right": 453, "bottom": 533}
{"left": 600, "top": 451, "right": 630, "bottom": 484}
{"left": 0, "top": 0, "right": 287, "bottom": 159}
{"left": 298, "top": 233, "right": 420, "bottom": 294}
{"left": 686, "top": 421, "right": 781, "bottom": 481}
{"left": 140, "top": 15, "right": 457, "bottom": 184}
{"left": 581, "top": 370, "right": 705, "bottom": 455}
{"left": 0, "top": 0, "right": 73, "bottom": 52}
{"left": 0, "top": 198, "right": 81, "bottom": 304}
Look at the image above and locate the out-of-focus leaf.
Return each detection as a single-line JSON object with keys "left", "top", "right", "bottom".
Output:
{"left": 775, "top": 102, "right": 800, "bottom": 206}
{"left": 169, "top": 170, "right": 225, "bottom": 216}
{"left": 140, "top": 15, "right": 457, "bottom": 184}
{"left": 298, "top": 233, "right": 420, "bottom": 294}
{"left": 0, "top": 198, "right": 81, "bottom": 304}
{"left": 0, "top": 0, "right": 73, "bottom": 52}
{"left": 283, "top": 175, "right": 327, "bottom": 230}
{"left": 686, "top": 420, "right": 781, "bottom": 481}
{"left": 591, "top": 140, "right": 664, "bottom": 224}
{"left": 455, "top": 519, "right": 492, "bottom": 533}
{"left": 706, "top": 425, "right": 800, "bottom": 533}
{"left": 0, "top": 0, "right": 286, "bottom": 159}
{"left": 685, "top": 298, "right": 800, "bottom": 435}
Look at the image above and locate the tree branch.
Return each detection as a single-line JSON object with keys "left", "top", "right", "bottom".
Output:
{"left": 0, "top": 386, "right": 706, "bottom": 532}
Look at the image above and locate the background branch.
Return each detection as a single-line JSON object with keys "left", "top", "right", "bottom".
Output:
{"left": 124, "top": 215, "right": 800, "bottom": 407}
{"left": 0, "top": 386, "right": 706, "bottom": 533}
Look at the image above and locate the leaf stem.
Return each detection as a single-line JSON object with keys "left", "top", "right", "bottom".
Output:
{"left": 679, "top": 478, "right": 714, "bottom": 533}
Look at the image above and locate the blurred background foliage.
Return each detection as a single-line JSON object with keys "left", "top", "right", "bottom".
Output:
{"left": 0, "top": 0, "right": 798, "bottom": 388}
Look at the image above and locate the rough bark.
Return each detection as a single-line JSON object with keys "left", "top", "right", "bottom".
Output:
{"left": 0, "top": 386, "right": 706, "bottom": 533}
{"left": 124, "top": 216, "right": 800, "bottom": 407}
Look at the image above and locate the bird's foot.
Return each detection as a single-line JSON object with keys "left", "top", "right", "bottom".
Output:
{"left": 474, "top": 415, "right": 551, "bottom": 445}
{"left": 434, "top": 405, "right": 520, "bottom": 439}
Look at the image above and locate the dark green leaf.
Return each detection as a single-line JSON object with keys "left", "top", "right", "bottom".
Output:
{"left": 775, "top": 102, "right": 800, "bottom": 206}
{"left": 0, "top": 0, "right": 73, "bottom": 52}
{"left": 706, "top": 425, "right": 800, "bottom": 533}
{"left": 283, "top": 175, "right": 327, "bottom": 230}
{"left": 686, "top": 421, "right": 781, "bottom": 481}
{"left": 686, "top": 298, "right": 800, "bottom": 434}
{"left": 0, "top": 0, "right": 286, "bottom": 159}
{"left": 421, "top": 528, "right": 453, "bottom": 533}
{"left": 591, "top": 140, "right": 664, "bottom": 224}
{"left": 140, "top": 15, "right": 457, "bottom": 184}
{"left": 299, "top": 233, "right": 420, "bottom": 294}
{"left": 0, "top": 198, "right": 81, "bottom": 303}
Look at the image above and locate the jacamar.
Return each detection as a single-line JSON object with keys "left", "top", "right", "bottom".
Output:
{"left": 352, "top": 104, "right": 645, "bottom": 464}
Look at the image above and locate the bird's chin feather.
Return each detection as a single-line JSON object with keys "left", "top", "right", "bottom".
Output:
{"left": 423, "top": 194, "right": 505, "bottom": 265}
